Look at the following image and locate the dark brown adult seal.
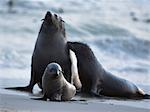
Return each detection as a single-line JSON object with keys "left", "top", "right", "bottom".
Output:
{"left": 6, "top": 11, "right": 75, "bottom": 92}
{"left": 68, "top": 42, "right": 150, "bottom": 99}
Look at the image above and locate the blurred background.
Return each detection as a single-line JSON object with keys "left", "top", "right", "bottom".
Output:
{"left": 0, "top": 0, "right": 150, "bottom": 92}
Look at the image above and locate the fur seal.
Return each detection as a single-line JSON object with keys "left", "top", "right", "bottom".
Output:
{"left": 68, "top": 42, "right": 150, "bottom": 99}
{"left": 5, "top": 11, "right": 82, "bottom": 92}
{"left": 40, "top": 62, "right": 76, "bottom": 101}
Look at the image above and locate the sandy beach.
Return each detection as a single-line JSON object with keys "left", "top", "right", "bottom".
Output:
{"left": 0, "top": 89, "right": 149, "bottom": 112}
{"left": 0, "top": 0, "right": 150, "bottom": 112}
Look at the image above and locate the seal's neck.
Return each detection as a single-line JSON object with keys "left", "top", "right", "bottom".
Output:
{"left": 37, "top": 31, "right": 67, "bottom": 48}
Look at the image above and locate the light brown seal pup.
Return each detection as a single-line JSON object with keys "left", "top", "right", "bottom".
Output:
{"left": 68, "top": 42, "right": 150, "bottom": 99}
{"left": 40, "top": 62, "right": 76, "bottom": 101}
{"left": 5, "top": 11, "right": 77, "bottom": 92}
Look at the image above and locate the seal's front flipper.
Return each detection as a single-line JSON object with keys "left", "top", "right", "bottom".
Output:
{"left": 69, "top": 49, "right": 82, "bottom": 90}
{"left": 70, "top": 99, "right": 87, "bottom": 102}
{"left": 31, "top": 94, "right": 47, "bottom": 101}
{"left": 5, "top": 85, "right": 33, "bottom": 93}
{"left": 31, "top": 97, "right": 47, "bottom": 101}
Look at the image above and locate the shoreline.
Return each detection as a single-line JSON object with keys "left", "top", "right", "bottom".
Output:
{"left": 0, "top": 91, "right": 149, "bottom": 112}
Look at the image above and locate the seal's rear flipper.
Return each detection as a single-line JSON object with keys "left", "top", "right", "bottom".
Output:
{"left": 5, "top": 86, "right": 32, "bottom": 93}
{"left": 143, "top": 94, "right": 150, "bottom": 99}
{"left": 137, "top": 87, "right": 150, "bottom": 99}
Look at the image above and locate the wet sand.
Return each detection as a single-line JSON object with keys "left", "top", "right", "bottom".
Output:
{"left": 0, "top": 91, "right": 149, "bottom": 112}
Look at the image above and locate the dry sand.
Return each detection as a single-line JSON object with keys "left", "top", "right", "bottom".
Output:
{"left": 0, "top": 90, "right": 149, "bottom": 112}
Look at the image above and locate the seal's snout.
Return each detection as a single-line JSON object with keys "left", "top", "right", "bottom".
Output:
{"left": 44, "top": 11, "right": 52, "bottom": 21}
{"left": 49, "top": 68, "right": 60, "bottom": 76}
{"left": 46, "top": 11, "right": 52, "bottom": 17}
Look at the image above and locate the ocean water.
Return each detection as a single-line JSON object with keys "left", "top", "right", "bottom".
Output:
{"left": 0, "top": 0, "right": 150, "bottom": 94}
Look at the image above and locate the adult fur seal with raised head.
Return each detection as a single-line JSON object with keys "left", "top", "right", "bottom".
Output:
{"left": 6, "top": 11, "right": 81, "bottom": 92}
{"left": 68, "top": 42, "right": 150, "bottom": 99}
{"left": 39, "top": 62, "right": 76, "bottom": 101}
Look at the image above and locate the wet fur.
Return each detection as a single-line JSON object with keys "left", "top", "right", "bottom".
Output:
{"left": 68, "top": 42, "right": 150, "bottom": 99}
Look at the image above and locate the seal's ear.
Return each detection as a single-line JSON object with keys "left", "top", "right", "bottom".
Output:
{"left": 60, "top": 70, "right": 64, "bottom": 74}
{"left": 61, "top": 19, "right": 65, "bottom": 23}
{"left": 54, "top": 14, "right": 58, "bottom": 19}
{"left": 58, "top": 17, "right": 63, "bottom": 28}
{"left": 59, "top": 17, "right": 66, "bottom": 37}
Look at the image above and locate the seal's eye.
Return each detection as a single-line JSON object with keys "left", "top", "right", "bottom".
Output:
{"left": 49, "top": 68, "right": 56, "bottom": 73}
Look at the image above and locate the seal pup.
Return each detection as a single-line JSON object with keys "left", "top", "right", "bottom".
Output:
{"left": 38, "top": 63, "right": 76, "bottom": 101}
{"left": 5, "top": 11, "right": 75, "bottom": 92}
{"left": 68, "top": 42, "right": 150, "bottom": 99}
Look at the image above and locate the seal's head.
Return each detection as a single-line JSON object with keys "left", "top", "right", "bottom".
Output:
{"left": 44, "top": 63, "right": 63, "bottom": 79}
{"left": 68, "top": 42, "right": 94, "bottom": 58}
{"left": 40, "top": 11, "right": 66, "bottom": 37}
